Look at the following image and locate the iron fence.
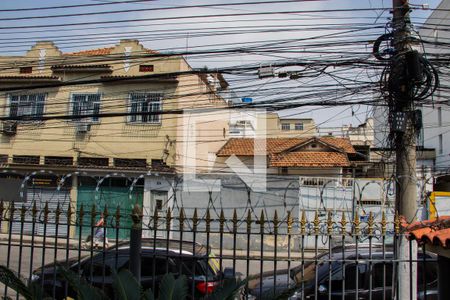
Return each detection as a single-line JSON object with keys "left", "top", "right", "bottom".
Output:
{"left": 0, "top": 200, "right": 438, "bottom": 300}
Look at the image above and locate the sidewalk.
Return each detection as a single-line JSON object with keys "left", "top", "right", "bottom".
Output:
{"left": 0, "top": 233, "right": 318, "bottom": 259}
{"left": 0, "top": 233, "right": 80, "bottom": 248}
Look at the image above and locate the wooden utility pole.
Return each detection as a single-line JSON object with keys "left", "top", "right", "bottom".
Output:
{"left": 392, "top": 0, "right": 418, "bottom": 299}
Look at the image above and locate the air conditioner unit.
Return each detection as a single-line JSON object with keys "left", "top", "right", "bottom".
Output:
{"left": 0, "top": 121, "right": 17, "bottom": 136}
{"left": 236, "top": 120, "right": 248, "bottom": 126}
{"left": 76, "top": 123, "right": 90, "bottom": 133}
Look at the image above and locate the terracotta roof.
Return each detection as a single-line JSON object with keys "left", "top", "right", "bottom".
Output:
{"left": 0, "top": 75, "right": 59, "bottom": 79}
{"left": 100, "top": 74, "right": 176, "bottom": 79}
{"left": 216, "top": 137, "right": 355, "bottom": 157}
{"left": 0, "top": 75, "right": 61, "bottom": 83}
{"left": 51, "top": 64, "right": 111, "bottom": 69}
{"left": 318, "top": 136, "right": 356, "bottom": 153}
{"left": 270, "top": 152, "right": 350, "bottom": 167}
{"left": 100, "top": 75, "right": 178, "bottom": 83}
{"left": 66, "top": 47, "right": 115, "bottom": 56}
{"left": 65, "top": 47, "right": 158, "bottom": 56}
{"left": 406, "top": 216, "right": 450, "bottom": 249}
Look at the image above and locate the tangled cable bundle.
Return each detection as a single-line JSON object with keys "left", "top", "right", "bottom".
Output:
{"left": 380, "top": 51, "right": 439, "bottom": 103}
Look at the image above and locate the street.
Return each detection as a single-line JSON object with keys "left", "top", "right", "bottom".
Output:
{"left": 0, "top": 241, "right": 302, "bottom": 299}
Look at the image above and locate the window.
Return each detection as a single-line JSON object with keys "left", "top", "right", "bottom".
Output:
{"left": 281, "top": 167, "right": 288, "bottom": 175}
{"left": 19, "top": 67, "right": 32, "bottom": 74}
{"left": 114, "top": 158, "right": 147, "bottom": 168}
{"left": 44, "top": 156, "right": 73, "bottom": 166}
{"left": 129, "top": 93, "right": 162, "bottom": 123}
{"left": 372, "top": 263, "right": 393, "bottom": 288}
{"left": 324, "top": 264, "right": 366, "bottom": 292}
{"left": 281, "top": 123, "right": 290, "bottom": 131}
{"left": 295, "top": 123, "right": 304, "bottom": 130}
{"left": 151, "top": 159, "right": 164, "bottom": 168}
{"left": 84, "top": 254, "right": 128, "bottom": 278}
{"left": 141, "top": 257, "right": 174, "bottom": 277}
{"left": 13, "top": 155, "right": 40, "bottom": 164}
{"left": 0, "top": 155, "right": 8, "bottom": 164}
{"left": 176, "top": 257, "right": 208, "bottom": 277}
{"left": 417, "top": 258, "right": 438, "bottom": 286}
{"left": 9, "top": 94, "right": 45, "bottom": 119}
{"left": 71, "top": 94, "right": 101, "bottom": 122}
{"left": 78, "top": 157, "right": 109, "bottom": 167}
{"left": 139, "top": 65, "right": 154, "bottom": 72}
{"left": 439, "top": 134, "right": 443, "bottom": 154}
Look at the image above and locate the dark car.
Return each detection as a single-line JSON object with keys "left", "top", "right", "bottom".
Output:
{"left": 247, "top": 244, "right": 438, "bottom": 300}
{"left": 32, "top": 239, "right": 235, "bottom": 299}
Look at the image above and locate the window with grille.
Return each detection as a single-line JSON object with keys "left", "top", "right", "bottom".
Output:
{"left": 295, "top": 123, "right": 304, "bottom": 130}
{"left": 139, "top": 65, "right": 154, "bottom": 72}
{"left": 9, "top": 94, "right": 46, "bottom": 119}
{"left": 128, "top": 93, "right": 162, "bottom": 123}
{"left": 281, "top": 123, "right": 290, "bottom": 131}
{"left": 71, "top": 94, "right": 101, "bottom": 122}
{"left": 19, "top": 67, "right": 32, "bottom": 74}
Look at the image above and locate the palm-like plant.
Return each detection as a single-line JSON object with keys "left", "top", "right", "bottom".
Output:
{"left": 0, "top": 265, "right": 244, "bottom": 300}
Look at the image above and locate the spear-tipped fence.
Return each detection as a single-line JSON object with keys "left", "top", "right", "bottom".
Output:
{"left": 0, "top": 200, "right": 438, "bottom": 300}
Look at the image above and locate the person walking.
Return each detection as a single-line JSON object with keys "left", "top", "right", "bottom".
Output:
{"left": 93, "top": 213, "right": 109, "bottom": 248}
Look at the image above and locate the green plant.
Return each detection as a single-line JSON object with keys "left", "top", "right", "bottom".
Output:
{"left": 0, "top": 264, "right": 244, "bottom": 300}
{"left": 0, "top": 265, "right": 47, "bottom": 300}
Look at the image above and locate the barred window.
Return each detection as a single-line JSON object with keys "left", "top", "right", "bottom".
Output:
{"left": 281, "top": 123, "right": 290, "bottom": 131}
{"left": 9, "top": 94, "right": 46, "bottom": 119}
{"left": 71, "top": 94, "right": 101, "bottom": 122}
{"left": 19, "top": 67, "right": 32, "bottom": 74}
{"left": 295, "top": 123, "right": 304, "bottom": 130}
{"left": 139, "top": 65, "right": 154, "bottom": 72}
{"left": 129, "top": 93, "right": 162, "bottom": 123}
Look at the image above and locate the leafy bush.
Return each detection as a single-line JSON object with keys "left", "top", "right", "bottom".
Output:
{"left": 0, "top": 265, "right": 244, "bottom": 300}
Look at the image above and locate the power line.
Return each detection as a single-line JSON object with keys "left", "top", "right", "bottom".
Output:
{"left": 0, "top": 1, "right": 322, "bottom": 22}
{"left": 0, "top": 0, "right": 159, "bottom": 12}
{"left": 0, "top": 7, "right": 394, "bottom": 31}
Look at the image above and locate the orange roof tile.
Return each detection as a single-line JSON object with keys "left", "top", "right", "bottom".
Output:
{"left": 316, "top": 136, "right": 356, "bottom": 153}
{"left": 65, "top": 46, "right": 159, "bottom": 56}
{"left": 51, "top": 64, "right": 111, "bottom": 69}
{"left": 406, "top": 216, "right": 450, "bottom": 249}
{"left": 66, "top": 47, "right": 115, "bottom": 56}
{"left": 145, "top": 49, "right": 159, "bottom": 54}
{"left": 0, "top": 75, "right": 59, "bottom": 79}
{"left": 216, "top": 137, "right": 355, "bottom": 157}
{"left": 270, "top": 151, "right": 350, "bottom": 167}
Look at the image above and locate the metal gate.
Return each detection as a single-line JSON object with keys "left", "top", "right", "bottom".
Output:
{"left": 11, "top": 187, "right": 71, "bottom": 237}
{"left": 76, "top": 186, "right": 144, "bottom": 240}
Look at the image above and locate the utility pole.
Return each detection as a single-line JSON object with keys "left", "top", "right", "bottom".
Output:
{"left": 391, "top": 0, "right": 417, "bottom": 299}
{"left": 393, "top": 0, "right": 417, "bottom": 219}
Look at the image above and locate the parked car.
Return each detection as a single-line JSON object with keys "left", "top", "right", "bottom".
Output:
{"left": 247, "top": 244, "right": 438, "bottom": 300}
{"left": 31, "top": 238, "right": 236, "bottom": 299}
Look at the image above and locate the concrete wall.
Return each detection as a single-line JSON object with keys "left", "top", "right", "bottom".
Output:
{"left": 168, "top": 175, "right": 421, "bottom": 251}
{"left": 419, "top": 0, "right": 450, "bottom": 168}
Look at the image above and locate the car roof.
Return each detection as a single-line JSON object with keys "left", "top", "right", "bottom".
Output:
{"left": 317, "top": 243, "right": 435, "bottom": 261}
{"left": 113, "top": 238, "right": 208, "bottom": 256}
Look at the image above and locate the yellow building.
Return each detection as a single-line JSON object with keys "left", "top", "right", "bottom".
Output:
{"left": 0, "top": 40, "right": 229, "bottom": 237}
{"left": 270, "top": 114, "right": 316, "bottom": 137}
{"left": 229, "top": 111, "right": 316, "bottom": 138}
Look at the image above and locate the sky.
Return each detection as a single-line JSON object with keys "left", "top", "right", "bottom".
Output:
{"left": 0, "top": 0, "right": 443, "bottom": 129}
